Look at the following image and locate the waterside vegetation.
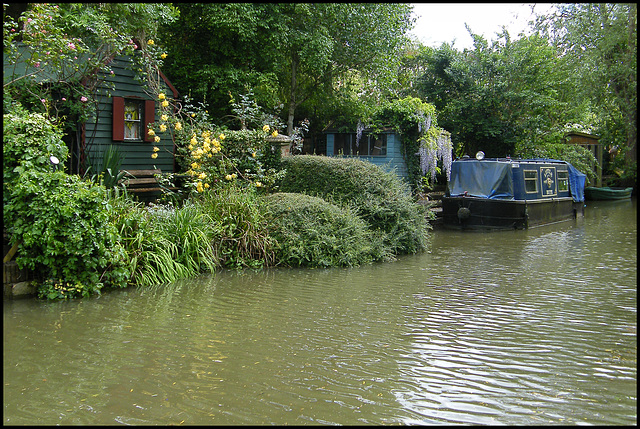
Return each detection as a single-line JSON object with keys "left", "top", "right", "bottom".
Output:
{"left": 4, "top": 99, "right": 431, "bottom": 299}
{"left": 3, "top": 4, "right": 636, "bottom": 299}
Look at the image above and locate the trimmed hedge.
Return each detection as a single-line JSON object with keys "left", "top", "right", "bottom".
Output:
{"left": 262, "top": 192, "right": 390, "bottom": 267}
{"left": 278, "top": 155, "right": 431, "bottom": 254}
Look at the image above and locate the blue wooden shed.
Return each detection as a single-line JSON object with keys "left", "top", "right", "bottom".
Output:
{"left": 323, "top": 128, "right": 408, "bottom": 180}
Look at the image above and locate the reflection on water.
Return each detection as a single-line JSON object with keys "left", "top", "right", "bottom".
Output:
{"left": 4, "top": 199, "right": 636, "bottom": 425}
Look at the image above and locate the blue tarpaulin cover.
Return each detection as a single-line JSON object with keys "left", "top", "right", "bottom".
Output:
{"left": 448, "top": 159, "right": 586, "bottom": 202}
{"left": 448, "top": 160, "right": 514, "bottom": 200}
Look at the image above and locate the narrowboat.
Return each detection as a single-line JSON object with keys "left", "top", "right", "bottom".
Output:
{"left": 584, "top": 186, "right": 633, "bottom": 200}
{"left": 441, "top": 153, "right": 587, "bottom": 230}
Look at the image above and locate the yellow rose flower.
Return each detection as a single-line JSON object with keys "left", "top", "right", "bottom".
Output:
{"left": 252, "top": 152, "right": 256, "bottom": 158}
{"left": 198, "top": 172, "right": 207, "bottom": 180}
{"left": 147, "top": 129, "right": 155, "bottom": 136}
{"left": 151, "top": 153, "right": 158, "bottom": 159}
{"left": 218, "top": 133, "right": 225, "bottom": 140}
{"left": 153, "top": 146, "right": 160, "bottom": 152}
{"left": 191, "top": 162, "right": 199, "bottom": 169}
{"left": 255, "top": 181, "right": 262, "bottom": 187}
{"left": 262, "top": 124, "right": 270, "bottom": 132}
{"left": 154, "top": 135, "right": 161, "bottom": 143}
{"left": 159, "top": 124, "right": 167, "bottom": 132}
{"left": 147, "top": 39, "right": 154, "bottom": 45}
{"left": 204, "top": 183, "right": 210, "bottom": 189}
{"left": 161, "top": 100, "right": 169, "bottom": 108}
{"left": 158, "top": 93, "right": 166, "bottom": 100}
{"left": 161, "top": 114, "right": 168, "bottom": 121}
{"left": 225, "top": 174, "right": 233, "bottom": 181}
{"left": 196, "top": 182, "right": 204, "bottom": 193}
{"left": 161, "top": 53, "right": 167, "bottom": 59}
{"left": 271, "top": 130, "right": 279, "bottom": 138}
{"left": 175, "top": 122, "right": 182, "bottom": 131}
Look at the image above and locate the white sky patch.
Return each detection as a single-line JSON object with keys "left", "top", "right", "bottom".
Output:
{"left": 410, "top": 3, "right": 554, "bottom": 50}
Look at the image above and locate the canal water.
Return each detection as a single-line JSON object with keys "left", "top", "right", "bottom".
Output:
{"left": 4, "top": 199, "right": 636, "bottom": 425}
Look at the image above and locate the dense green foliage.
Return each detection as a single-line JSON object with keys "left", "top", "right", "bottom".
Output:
{"left": 159, "top": 3, "right": 414, "bottom": 135}
{"left": 278, "top": 155, "right": 431, "bottom": 255}
{"left": 263, "top": 193, "right": 390, "bottom": 268}
{"left": 193, "top": 186, "right": 276, "bottom": 269}
{"left": 3, "top": 104, "right": 129, "bottom": 299}
{"left": 107, "top": 184, "right": 276, "bottom": 288}
{"left": 5, "top": 171, "right": 130, "bottom": 299}
{"left": 413, "top": 35, "right": 582, "bottom": 159}
{"left": 534, "top": 3, "right": 636, "bottom": 184}
{"left": 3, "top": 103, "right": 69, "bottom": 200}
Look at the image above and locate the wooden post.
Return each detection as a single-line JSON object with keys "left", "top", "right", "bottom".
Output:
{"left": 3, "top": 241, "right": 20, "bottom": 264}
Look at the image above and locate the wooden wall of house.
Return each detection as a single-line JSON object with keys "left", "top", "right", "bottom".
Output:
{"left": 325, "top": 132, "right": 408, "bottom": 180}
{"left": 85, "top": 56, "right": 176, "bottom": 174}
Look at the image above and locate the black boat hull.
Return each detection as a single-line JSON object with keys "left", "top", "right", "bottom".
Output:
{"left": 441, "top": 196, "right": 584, "bottom": 230}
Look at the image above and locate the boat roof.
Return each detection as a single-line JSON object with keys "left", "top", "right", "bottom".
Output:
{"left": 454, "top": 157, "right": 571, "bottom": 165}
{"left": 449, "top": 158, "right": 586, "bottom": 202}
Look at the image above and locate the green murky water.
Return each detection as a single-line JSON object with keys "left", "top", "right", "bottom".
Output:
{"left": 4, "top": 199, "right": 636, "bottom": 425}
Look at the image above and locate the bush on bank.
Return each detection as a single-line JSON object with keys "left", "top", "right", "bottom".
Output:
{"left": 262, "top": 192, "right": 391, "bottom": 268}
{"left": 5, "top": 171, "right": 130, "bottom": 299}
{"left": 278, "top": 155, "right": 432, "bottom": 255}
{"left": 4, "top": 104, "right": 432, "bottom": 299}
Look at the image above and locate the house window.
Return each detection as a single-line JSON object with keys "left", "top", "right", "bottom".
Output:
{"left": 112, "top": 96, "right": 156, "bottom": 142}
{"left": 524, "top": 170, "right": 538, "bottom": 193}
{"left": 557, "top": 170, "right": 569, "bottom": 192}
{"left": 124, "top": 100, "right": 143, "bottom": 141}
{"left": 333, "top": 133, "right": 387, "bottom": 156}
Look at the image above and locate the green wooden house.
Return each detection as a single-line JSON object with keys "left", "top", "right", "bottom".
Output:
{"left": 86, "top": 55, "right": 178, "bottom": 175}
{"left": 4, "top": 45, "right": 178, "bottom": 176}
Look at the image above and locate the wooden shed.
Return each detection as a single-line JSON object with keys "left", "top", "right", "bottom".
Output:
{"left": 85, "top": 55, "right": 179, "bottom": 175}
{"left": 324, "top": 128, "right": 408, "bottom": 180}
{"left": 4, "top": 45, "right": 179, "bottom": 176}
{"left": 565, "top": 131, "right": 603, "bottom": 187}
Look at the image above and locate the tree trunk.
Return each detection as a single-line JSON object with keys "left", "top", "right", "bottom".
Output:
{"left": 287, "top": 53, "right": 298, "bottom": 136}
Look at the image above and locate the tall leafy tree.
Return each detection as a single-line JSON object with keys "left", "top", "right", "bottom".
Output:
{"left": 414, "top": 31, "right": 583, "bottom": 158}
{"left": 160, "top": 3, "right": 414, "bottom": 135}
{"left": 534, "top": 3, "right": 637, "bottom": 165}
{"left": 158, "top": 4, "right": 280, "bottom": 126}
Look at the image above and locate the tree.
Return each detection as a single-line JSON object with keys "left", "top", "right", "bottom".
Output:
{"left": 160, "top": 3, "right": 414, "bottom": 135}
{"left": 414, "top": 30, "right": 585, "bottom": 159}
{"left": 534, "top": 3, "right": 637, "bottom": 166}
{"left": 158, "top": 4, "right": 280, "bottom": 127}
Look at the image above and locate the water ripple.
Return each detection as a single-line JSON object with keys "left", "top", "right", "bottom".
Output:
{"left": 3, "top": 200, "right": 636, "bottom": 425}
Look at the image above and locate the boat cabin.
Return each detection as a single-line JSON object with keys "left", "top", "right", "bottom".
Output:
{"left": 442, "top": 156, "right": 586, "bottom": 230}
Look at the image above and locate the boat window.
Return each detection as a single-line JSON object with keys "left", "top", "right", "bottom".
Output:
{"left": 524, "top": 170, "right": 538, "bottom": 193}
{"left": 557, "top": 170, "right": 569, "bottom": 192}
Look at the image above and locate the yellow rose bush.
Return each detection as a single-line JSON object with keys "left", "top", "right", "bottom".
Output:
{"left": 148, "top": 94, "right": 285, "bottom": 195}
